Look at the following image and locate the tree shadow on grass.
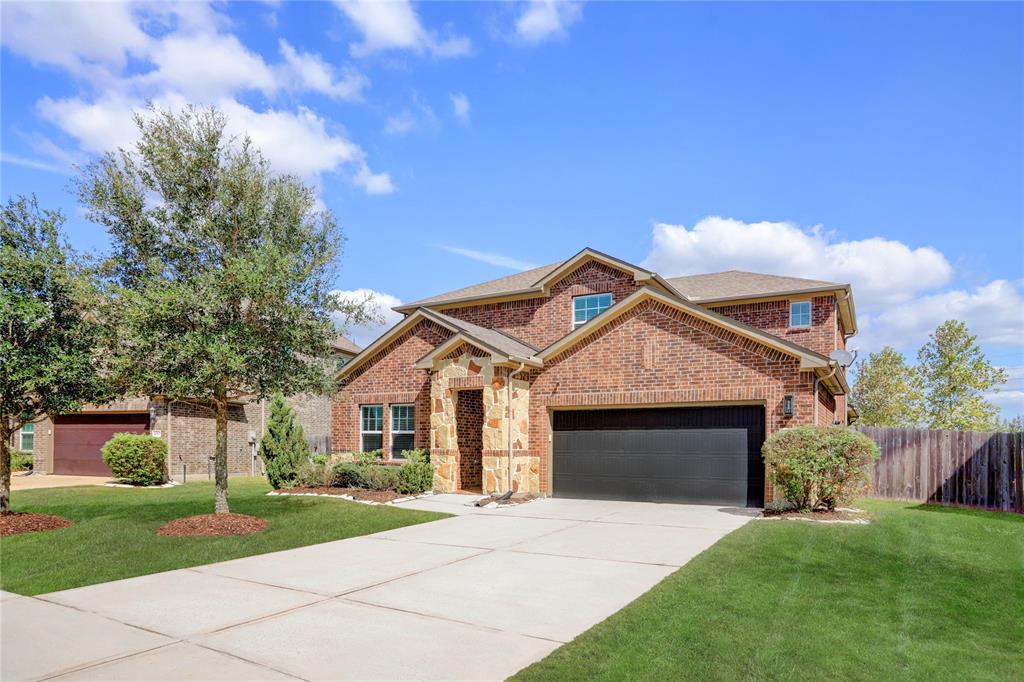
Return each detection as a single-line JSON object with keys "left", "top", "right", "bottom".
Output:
{"left": 910, "top": 502, "right": 1024, "bottom": 524}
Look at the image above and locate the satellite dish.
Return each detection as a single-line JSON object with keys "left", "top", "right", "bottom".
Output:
{"left": 830, "top": 349, "right": 855, "bottom": 368}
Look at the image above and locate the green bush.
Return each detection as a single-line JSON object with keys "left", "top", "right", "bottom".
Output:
{"left": 333, "top": 462, "right": 366, "bottom": 488}
{"left": 762, "top": 426, "right": 880, "bottom": 511}
{"left": 259, "top": 394, "right": 310, "bottom": 489}
{"left": 294, "top": 459, "right": 336, "bottom": 488}
{"left": 356, "top": 450, "right": 383, "bottom": 465}
{"left": 361, "top": 464, "right": 401, "bottom": 491}
{"left": 101, "top": 434, "right": 167, "bottom": 485}
{"left": 397, "top": 458, "right": 433, "bottom": 494}
{"left": 399, "top": 448, "right": 430, "bottom": 464}
{"left": 10, "top": 450, "right": 33, "bottom": 472}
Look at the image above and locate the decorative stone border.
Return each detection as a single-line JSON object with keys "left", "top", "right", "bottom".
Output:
{"left": 105, "top": 481, "right": 181, "bottom": 489}
{"left": 266, "top": 490, "right": 435, "bottom": 506}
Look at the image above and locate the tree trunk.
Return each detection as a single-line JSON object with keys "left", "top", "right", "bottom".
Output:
{"left": 0, "top": 421, "right": 11, "bottom": 515}
{"left": 213, "top": 397, "right": 230, "bottom": 514}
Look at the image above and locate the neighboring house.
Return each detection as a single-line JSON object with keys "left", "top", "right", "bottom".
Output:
{"left": 333, "top": 248, "right": 855, "bottom": 506}
{"left": 13, "top": 337, "right": 361, "bottom": 480}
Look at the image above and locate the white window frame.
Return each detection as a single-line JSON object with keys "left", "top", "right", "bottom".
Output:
{"left": 789, "top": 300, "right": 812, "bottom": 328}
{"left": 390, "top": 404, "right": 415, "bottom": 459}
{"left": 360, "top": 404, "right": 383, "bottom": 453}
{"left": 20, "top": 422, "right": 35, "bottom": 452}
{"left": 572, "top": 292, "right": 613, "bottom": 329}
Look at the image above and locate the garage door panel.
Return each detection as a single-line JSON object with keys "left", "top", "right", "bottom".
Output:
{"left": 53, "top": 413, "right": 149, "bottom": 476}
{"left": 553, "top": 407, "right": 763, "bottom": 506}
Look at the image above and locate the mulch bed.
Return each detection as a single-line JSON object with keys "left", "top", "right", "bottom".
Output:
{"left": 156, "top": 513, "right": 267, "bottom": 537}
{"left": 762, "top": 508, "right": 869, "bottom": 523}
{"left": 0, "top": 512, "right": 73, "bottom": 537}
{"left": 280, "top": 486, "right": 405, "bottom": 503}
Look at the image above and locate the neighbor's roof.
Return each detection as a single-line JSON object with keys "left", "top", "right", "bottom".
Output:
{"left": 331, "top": 336, "right": 362, "bottom": 355}
{"left": 667, "top": 271, "right": 847, "bottom": 302}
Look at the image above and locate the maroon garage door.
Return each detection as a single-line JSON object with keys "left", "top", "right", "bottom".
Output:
{"left": 53, "top": 413, "right": 150, "bottom": 476}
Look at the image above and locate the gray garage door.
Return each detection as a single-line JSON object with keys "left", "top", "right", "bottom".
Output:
{"left": 553, "top": 406, "right": 765, "bottom": 506}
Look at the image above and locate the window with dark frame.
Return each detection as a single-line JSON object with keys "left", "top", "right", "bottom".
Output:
{"left": 572, "top": 293, "right": 613, "bottom": 328}
{"left": 360, "top": 404, "right": 383, "bottom": 452}
{"left": 390, "top": 404, "right": 415, "bottom": 457}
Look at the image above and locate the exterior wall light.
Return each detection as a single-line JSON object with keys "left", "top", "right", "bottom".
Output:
{"left": 783, "top": 395, "right": 794, "bottom": 417}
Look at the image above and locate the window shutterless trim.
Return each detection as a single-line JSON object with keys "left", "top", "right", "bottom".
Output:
{"left": 572, "top": 292, "right": 613, "bottom": 329}
{"left": 789, "top": 300, "right": 812, "bottom": 328}
{"left": 360, "top": 404, "right": 383, "bottom": 452}
{"left": 20, "top": 422, "right": 35, "bottom": 452}
{"left": 390, "top": 404, "right": 415, "bottom": 458}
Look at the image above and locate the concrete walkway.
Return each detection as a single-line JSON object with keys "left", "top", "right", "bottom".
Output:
{"left": 1, "top": 495, "right": 758, "bottom": 681}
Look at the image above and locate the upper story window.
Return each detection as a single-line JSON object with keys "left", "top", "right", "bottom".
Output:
{"left": 789, "top": 301, "right": 812, "bottom": 328}
{"left": 360, "top": 405, "right": 383, "bottom": 452}
{"left": 20, "top": 423, "right": 34, "bottom": 452}
{"left": 335, "top": 355, "right": 352, "bottom": 371}
{"left": 573, "top": 293, "right": 613, "bottom": 329}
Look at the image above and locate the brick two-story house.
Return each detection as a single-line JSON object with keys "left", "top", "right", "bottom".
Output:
{"left": 333, "top": 249, "right": 856, "bottom": 507}
{"left": 13, "top": 337, "right": 361, "bottom": 481}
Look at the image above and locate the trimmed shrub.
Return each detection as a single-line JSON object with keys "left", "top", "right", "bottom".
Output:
{"left": 10, "top": 450, "right": 33, "bottom": 472}
{"left": 361, "top": 464, "right": 401, "bottom": 491}
{"left": 397, "top": 452, "right": 433, "bottom": 494}
{"left": 101, "top": 434, "right": 167, "bottom": 485}
{"left": 294, "top": 459, "right": 336, "bottom": 487}
{"left": 259, "top": 394, "right": 310, "bottom": 489}
{"left": 762, "top": 425, "right": 880, "bottom": 511}
{"left": 333, "top": 462, "right": 366, "bottom": 488}
{"left": 356, "top": 450, "right": 383, "bottom": 465}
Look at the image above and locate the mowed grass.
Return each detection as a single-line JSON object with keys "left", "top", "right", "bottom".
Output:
{"left": 0, "top": 477, "right": 447, "bottom": 595}
{"left": 515, "top": 500, "right": 1024, "bottom": 682}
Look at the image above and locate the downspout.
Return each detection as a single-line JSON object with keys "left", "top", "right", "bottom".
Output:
{"left": 507, "top": 362, "right": 527, "bottom": 494}
{"left": 813, "top": 363, "right": 838, "bottom": 426}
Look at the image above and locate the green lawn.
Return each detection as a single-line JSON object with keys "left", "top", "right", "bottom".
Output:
{"left": 0, "top": 477, "right": 447, "bottom": 595}
{"left": 515, "top": 500, "right": 1024, "bottom": 682}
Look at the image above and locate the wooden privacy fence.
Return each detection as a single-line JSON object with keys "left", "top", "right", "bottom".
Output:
{"left": 853, "top": 426, "right": 1024, "bottom": 513}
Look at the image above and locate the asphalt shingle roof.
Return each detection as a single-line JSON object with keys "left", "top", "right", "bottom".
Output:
{"left": 424, "top": 310, "right": 539, "bottom": 359}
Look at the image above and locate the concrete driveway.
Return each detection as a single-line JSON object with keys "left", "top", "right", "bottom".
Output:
{"left": 1, "top": 494, "right": 758, "bottom": 681}
{"left": 10, "top": 474, "right": 111, "bottom": 491}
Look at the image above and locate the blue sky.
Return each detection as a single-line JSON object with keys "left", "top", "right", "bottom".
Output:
{"left": 2, "top": 1, "right": 1022, "bottom": 416}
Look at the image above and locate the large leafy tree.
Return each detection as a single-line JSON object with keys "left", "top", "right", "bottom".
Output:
{"left": 851, "top": 346, "right": 924, "bottom": 427}
{"left": 916, "top": 320, "right": 1007, "bottom": 431}
{"left": 76, "top": 106, "right": 373, "bottom": 514}
{"left": 0, "top": 196, "right": 111, "bottom": 513}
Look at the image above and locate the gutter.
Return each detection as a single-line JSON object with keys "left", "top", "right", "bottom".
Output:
{"left": 813, "top": 363, "right": 839, "bottom": 425}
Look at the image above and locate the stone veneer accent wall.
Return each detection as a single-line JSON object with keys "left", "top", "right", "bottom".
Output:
{"left": 429, "top": 345, "right": 536, "bottom": 494}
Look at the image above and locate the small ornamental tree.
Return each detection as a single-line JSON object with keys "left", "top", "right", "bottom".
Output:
{"left": 851, "top": 347, "right": 924, "bottom": 427}
{"left": 0, "top": 196, "right": 112, "bottom": 514}
{"left": 916, "top": 320, "right": 1008, "bottom": 431}
{"left": 76, "top": 106, "right": 376, "bottom": 515}
{"left": 258, "top": 394, "right": 309, "bottom": 489}
{"left": 762, "top": 425, "right": 880, "bottom": 511}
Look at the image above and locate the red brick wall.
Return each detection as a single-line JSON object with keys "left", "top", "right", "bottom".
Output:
{"left": 708, "top": 295, "right": 839, "bottom": 356}
{"left": 165, "top": 400, "right": 261, "bottom": 480}
{"left": 529, "top": 299, "right": 822, "bottom": 501}
{"left": 332, "top": 319, "right": 451, "bottom": 457}
{"left": 455, "top": 389, "right": 484, "bottom": 490}
{"left": 440, "top": 260, "right": 642, "bottom": 349}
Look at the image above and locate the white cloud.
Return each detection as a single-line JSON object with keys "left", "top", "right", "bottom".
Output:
{"left": 38, "top": 94, "right": 393, "bottom": 192}
{"left": 514, "top": 1, "right": 583, "bottom": 44}
{"left": 384, "top": 111, "right": 418, "bottom": 136}
{"left": 137, "top": 32, "right": 278, "bottom": 100}
{"left": 335, "top": 0, "right": 471, "bottom": 58}
{"left": 332, "top": 288, "right": 405, "bottom": 347}
{"left": 0, "top": 153, "right": 70, "bottom": 175}
{"left": 277, "top": 40, "right": 369, "bottom": 100}
{"left": 643, "top": 217, "right": 953, "bottom": 310}
{"left": 857, "top": 279, "right": 1024, "bottom": 351}
{"left": 0, "top": 2, "right": 150, "bottom": 81}
{"left": 21, "top": 2, "right": 390, "bottom": 196}
{"left": 450, "top": 93, "right": 470, "bottom": 123}
{"left": 440, "top": 246, "right": 538, "bottom": 271}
